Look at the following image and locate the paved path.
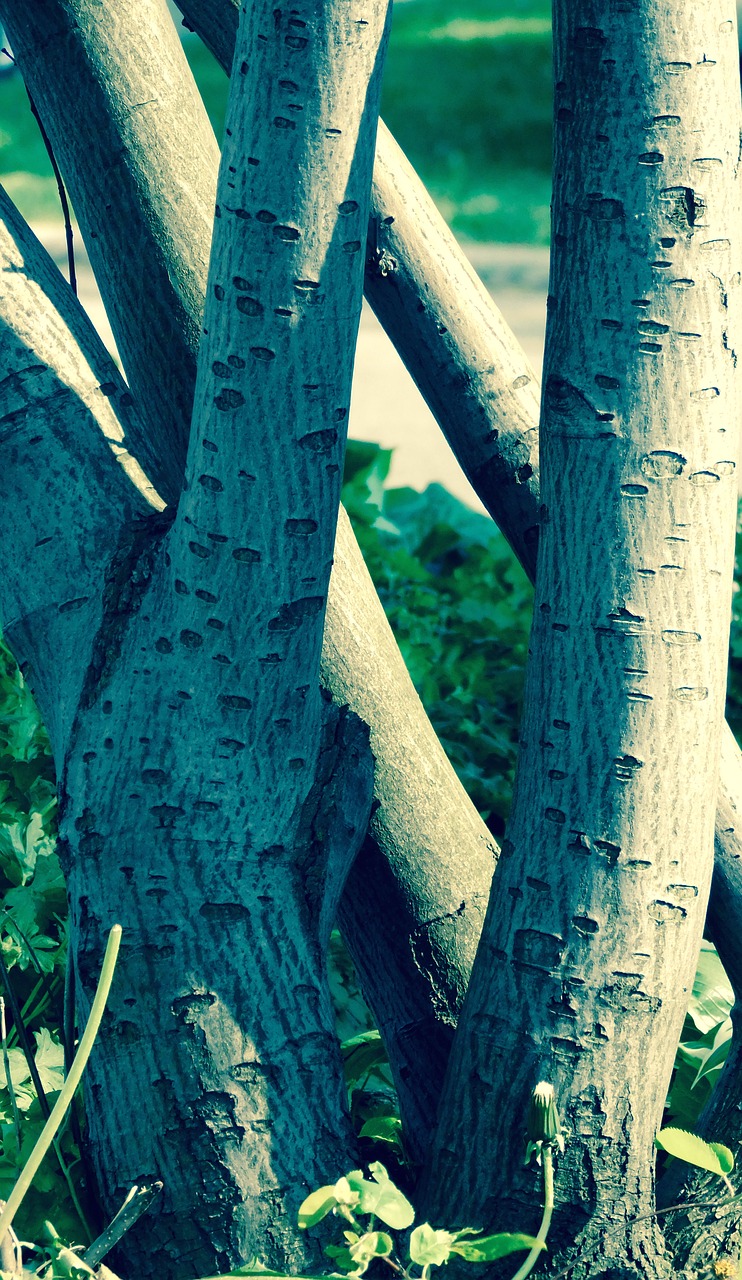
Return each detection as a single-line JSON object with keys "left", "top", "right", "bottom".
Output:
{"left": 33, "top": 224, "right": 548, "bottom": 512}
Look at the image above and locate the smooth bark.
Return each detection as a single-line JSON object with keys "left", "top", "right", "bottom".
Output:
{"left": 423, "top": 6, "right": 741, "bottom": 1277}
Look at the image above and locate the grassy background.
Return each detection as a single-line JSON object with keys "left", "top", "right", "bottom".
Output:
{"left": 0, "top": 0, "right": 553, "bottom": 243}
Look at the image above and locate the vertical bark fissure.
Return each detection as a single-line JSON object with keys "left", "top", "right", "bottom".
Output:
{"left": 422, "top": 6, "right": 740, "bottom": 1277}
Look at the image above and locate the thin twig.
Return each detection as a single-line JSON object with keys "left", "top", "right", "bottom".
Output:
{"left": 26, "top": 89, "right": 77, "bottom": 295}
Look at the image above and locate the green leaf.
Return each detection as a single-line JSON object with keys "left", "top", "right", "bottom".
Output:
{"left": 346, "top": 1163, "right": 415, "bottom": 1230}
{"left": 688, "top": 944, "right": 734, "bottom": 1033}
{"left": 197, "top": 1272, "right": 341, "bottom": 1280}
{"left": 409, "top": 1223, "right": 458, "bottom": 1266}
{"left": 358, "top": 1116, "right": 403, "bottom": 1148}
{"left": 202, "top": 1262, "right": 346, "bottom": 1280}
{"left": 655, "top": 1127, "right": 726, "bottom": 1175}
{"left": 708, "top": 1143, "right": 735, "bottom": 1174}
{"left": 450, "top": 1233, "right": 545, "bottom": 1262}
{"left": 692, "top": 1020, "right": 733, "bottom": 1088}
{"left": 297, "top": 1184, "right": 338, "bottom": 1229}
{"left": 341, "top": 1032, "right": 389, "bottom": 1089}
{"left": 325, "top": 1244, "right": 355, "bottom": 1263}
{"left": 349, "top": 1231, "right": 394, "bottom": 1265}
{"left": 33, "top": 1027, "right": 65, "bottom": 1097}
{"left": 332, "top": 1176, "right": 360, "bottom": 1209}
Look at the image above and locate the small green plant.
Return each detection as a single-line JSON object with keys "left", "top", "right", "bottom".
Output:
{"left": 513, "top": 1083, "right": 566, "bottom": 1280}
{"left": 295, "top": 1160, "right": 543, "bottom": 1279}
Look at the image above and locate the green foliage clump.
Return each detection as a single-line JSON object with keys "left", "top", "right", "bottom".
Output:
{"left": 0, "top": 639, "right": 83, "bottom": 1246}
{"left": 296, "top": 1161, "right": 541, "bottom": 1277}
{"left": 0, "top": 2, "right": 553, "bottom": 244}
{"left": 665, "top": 941, "right": 733, "bottom": 1133}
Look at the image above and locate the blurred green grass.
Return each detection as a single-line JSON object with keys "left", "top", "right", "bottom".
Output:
{"left": 0, "top": 0, "right": 552, "bottom": 244}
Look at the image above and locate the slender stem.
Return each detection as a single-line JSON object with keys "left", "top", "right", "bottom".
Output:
{"left": 510, "top": 1148, "right": 553, "bottom": 1280}
{"left": 1, "top": 46, "right": 78, "bottom": 296}
{"left": 0, "top": 933, "right": 91, "bottom": 1238}
{"left": 0, "top": 925, "right": 121, "bottom": 1245}
{"left": 25, "top": 90, "right": 77, "bottom": 296}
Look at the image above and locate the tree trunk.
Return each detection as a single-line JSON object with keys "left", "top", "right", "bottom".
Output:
{"left": 0, "top": 0, "right": 501, "bottom": 1166}
{"left": 173, "top": 0, "right": 742, "bottom": 1180}
{"left": 2, "top": 0, "right": 391, "bottom": 1273}
{"left": 423, "top": 4, "right": 741, "bottom": 1276}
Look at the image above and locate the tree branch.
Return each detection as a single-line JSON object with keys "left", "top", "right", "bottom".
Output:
{"left": 422, "top": 6, "right": 741, "bottom": 1268}
{"left": 16, "top": 0, "right": 742, "bottom": 1179}
{"left": 170, "top": 0, "right": 392, "bottom": 839}
{"left": 0, "top": 0, "right": 220, "bottom": 504}
{"left": 0, "top": 185, "right": 157, "bottom": 755}
{"left": 175, "top": 0, "right": 543, "bottom": 573}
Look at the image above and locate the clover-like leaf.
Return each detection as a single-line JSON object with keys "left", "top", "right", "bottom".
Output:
{"left": 349, "top": 1230, "right": 394, "bottom": 1265}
